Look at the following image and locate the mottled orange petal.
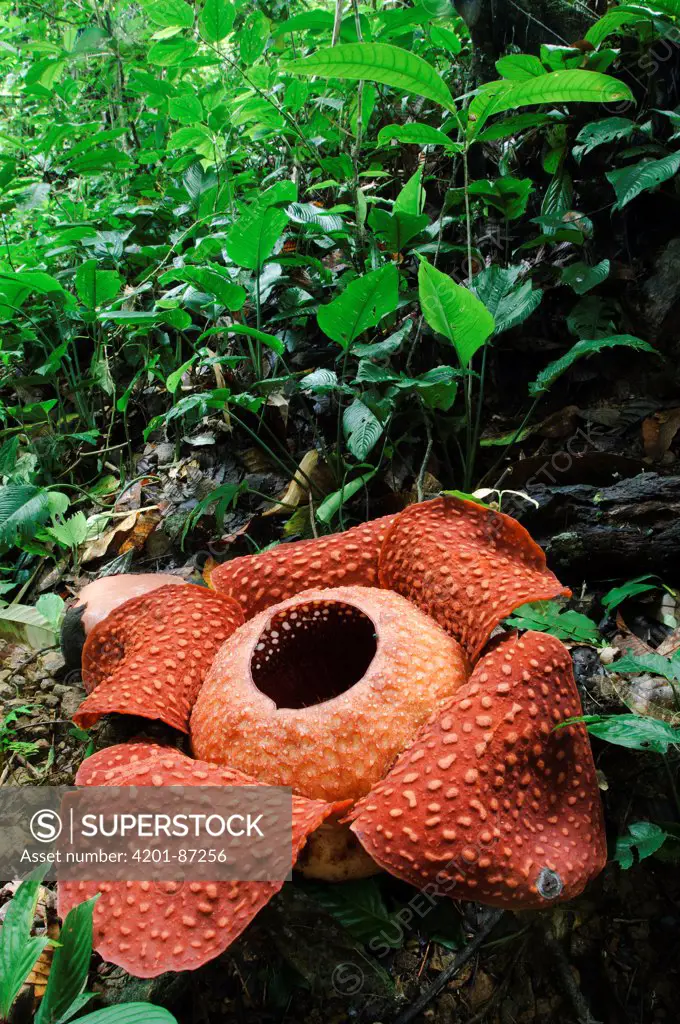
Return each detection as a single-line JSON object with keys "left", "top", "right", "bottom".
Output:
{"left": 74, "top": 585, "right": 244, "bottom": 732}
{"left": 379, "top": 496, "right": 570, "bottom": 660}
{"left": 59, "top": 746, "right": 336, "bottom": 978}
{"left": 350, "top": 630, "right": 606, "bottom": 909}
{"left": 210, "top": 515, "right": 398, "bottom": 618}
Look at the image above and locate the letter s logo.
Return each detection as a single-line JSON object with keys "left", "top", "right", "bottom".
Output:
{"left": 30, "top": 809, "right": 62, "bottom": 843}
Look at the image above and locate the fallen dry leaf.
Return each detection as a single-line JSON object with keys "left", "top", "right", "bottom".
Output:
{"left": 263, "top": 450, "right": 334, "bottom": 516}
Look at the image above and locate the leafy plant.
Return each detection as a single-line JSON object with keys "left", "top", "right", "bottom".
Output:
{"left": 505, "top": 601, "right": 601, "bottom": 644}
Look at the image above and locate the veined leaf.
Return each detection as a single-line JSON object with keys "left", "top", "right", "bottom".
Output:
{"left": 472, "top": 265, "right": 543, "bottom": 335}
{"left": 303, "top": 879, "right": 401, "bottom": 948}
{"left": 418, "top": 258, "right": 495, "bottom": 366}
{"left": 561, "top": 259, "right": 610, "bottom": 295}
{"left": 601, "top": 575, "right": 659, "bottom": 611}
{"left": 495, "top": 53, "right": 546, "bottom": 80}
{"left": 343, "top": 399, "right": 384, "bottom": 460}
{"left": 148, "top": 0, "right": 194, "bottom": 29}
{"left": 378, "top": 122, "right": 461, "bottom": 149}
{"left": 76, "top": 1006, "right": 179, "bottom": 1024}
{"left": 607, "top": 152, "right": 680, "bottom": 209}
{"left": 0, "top": 871, "right": 49, "bottom": 1020}
{"left": 530, "top": 334, "right": 657, "bottom": 395}
{"left": 578, "top": 713, "right": 680, "bottom": 754}
{"left": 36, "top": 897, "right": 99, "bottom": 1024}
{"left": 199, "top": 0, "right": 235, "bottom": 42}
{"left": 615, "top": 821, "right": 669, "bottom": 870}
{"left": 284, "top": 42, "right": 457, "bottom": 114}
{"left": 586, "top": 6, "right": 655, "bottom": 48}
{"left": 505, "top": 601, "right": 601, "bottom": 644}
{"left": 226, "top": 203, "right": 290, "bottom": 271}
{"left": 573, "top": 116, "right": 636, "bottom": 161}
{"left": 469, "top": 70, "right": 634, "bottom": 138}
{"left": 0, "top": 485, "right": 54, "bottom": 551}
{"left": 318, "top": 264, "right": 399, "bottom": 350}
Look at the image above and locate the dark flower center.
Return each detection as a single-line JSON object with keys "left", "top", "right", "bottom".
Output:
{"left": 250, "top": 598, "right": 378, "bottom": 709}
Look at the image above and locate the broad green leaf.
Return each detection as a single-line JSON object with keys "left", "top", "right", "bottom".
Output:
{"left": 75, "top": 260, "right": 122, "bottom": 308}
{"left": 607, "top": 152, "right": 680, "bottom": 209}
{"left": 0, "top": 871, "right": 49, "bottom": 1019}
{"left": 561, "top": 259, "right": 610, "bottom": 295}
{"left": 343, "top": 399, "right": 384, "bottom": 459}
{"left": 352, "top": 318, "right": 413, "bottom": 358}
{"left": 429, "top": 24, "right": 462, "bottom": 55}
{"left": 226, "top": 208, "right": 289, "bottom": 272}
{"left": 602, "top": 575, "right": 659, "bottom": 612}
{"left": 378, "top": 122, "right": 460, "bottom": 149}
{"left": 199, "top": 0, "right": 235, "bottom": 42}
{"left": 168, "top": 94, "right": 203, "bottom": 124}
{"left": 418, "top": 258, "right": 495, "bottom": 366}
{"left": 275, "top": 11, "right": 334, "bottom": 35}
{"left": 166, "top": 356, "right": 197, "bottom": 395}
{"left": 164, "top": 266, "right": 246, "bottom": 309}
{"left": 284, "top": 42, "right": 457, "bottom": 114}
{"left": 240, "top": 10, "right": 269, "bottom": 63}
{"left": 472, "top": 265, "right": 543, "bottom": 335}
{"left": 586, "top": 6, "right": 654, "bottom": 47}
{"left": 76, "top": 1006, "right": 179, "bottom": 1024}
{"left": 368, "top": 208, "right": 429, "bottom": 250}
{"left": 0, "top": 485, "right": 54, "bottom": 551}
{"left": 612, "top": 651, "right": 680, "bottom": 684}
{"left": 46, "top": 512, "right": 88, "bottom": 550}
{"left": 148, "top": 0, "right": 194, "bottom": 29}
{"left": 317, "top": 264, "right": 399, "bottom": 349}
{"left": 581, "top": 713, "right": 680, "bottom": 753}
{"left": 469, "top": 70, "right": 634, "bottom": 138}
{"left": 316, "top": 470, "right": 377, "bottom": 524}
{"left": 573, "top": 117, "right": 636, "bottom": 161}
{"left": 394, "top": 166, "right": 425, "bottom": 216}
{"left": 303, "top": 879, "right": 402, "bottom": 947}
{"left": 35, "top": 593, "right": 65, "bottom": 631}
{"left": 530, "top": 334, "right": 657, "bottom": 395}
{"left": 615, "top": 822, "right": 669, "bottom": 870}
{"left": 505, "top": 601, "right": 601, "bottom": 644}
{"left": 495, "top": 54, "right": 546, "bottom": 80}
{"left": 36, "top": 897, "right": 99, "bottom": 1024}
{"left": 147, "top": 37, "right": 198, "bottom": 66}
{"left": 213, "top": 323, "right": 285, "bottom": 356}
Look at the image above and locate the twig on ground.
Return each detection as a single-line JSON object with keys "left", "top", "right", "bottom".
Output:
{"left": 541, "top": 916, "right": 602, "bottom": 1024}
{"left": 393, "top": 908, "right": 505, "bottom": 1024}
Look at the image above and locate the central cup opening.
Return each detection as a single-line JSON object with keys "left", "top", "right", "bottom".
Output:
{"left": 250, "top": 598, "right": 377, "bottom": 709}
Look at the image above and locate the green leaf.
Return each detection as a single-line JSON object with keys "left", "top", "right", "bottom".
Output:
{"left": 148, "top": 37, "right": 198, "bottom": 66}
{"left": 76, "top": 1006, "right": 179, "bottom": 1024}
{"left": 0, "top": 870, "right": 49, "bottom": 1019}
{"left": 36, "top": 897, "right": 99, "bottom": 1024}
{"left": 75, "top": 260, "right": 122, "bottom": 308}
{"left": 561, "top": 259, "right": 610, "bottom": 295}
{"left": 505, "top": 600, "right": 601, "bottom": 644}
{"left": 343, "top": 399, "right": 384, "bottom": 460}
{"left": 573, "top": 117, "right": 636, "bottom": 161}
{"left": 316, "top": 470, "right": 377, "bottom": 524}
{"left": 530, "top": 334, "right": 656, "bottom": 395}
{"left": 0, "top": 485, "right": 54, "bottom": 551}
{"left": 35, "top": 593, "right": 65, "bottom": 631}
{"left": 394, "top": 166, "right": 425, "bottom": 216}
{"left": 317, "top": 265, "right": 399, "bottom": 350}
{"left": 418, "top": 258, "right": 495, "bottom": 366}
{"left": 582, "top": 714, "right": 680, "bottom": 753}
{"left": 586, "top": 7, "right": 654, "bottom": 48}
{"left": 368, "top": 208, "right": 428, "bottom": 250}
{"left": 495, "top": 53, "right": 546, "bottom": 81}
{"left": 615, "top": 822, "right": 669, "bottom": 870}
{"left": 166, "top": 266, "right": 246, "bottom": 309}
{"left": 199, "top": 0, "right": 235, "bottom": 42}
{"left": 226, "top": 197, "right": 291, "bottom": 272}
{"left": 168, "top": 94, "right": 203, "bottom": 124}
{"left": 378, "top": 123, "right": 460, "bottom": 149}
{"left": 303, "top": 879, "right": 401, "bottom": 948}
{"left": 612, "top": 651, "right": 680, "bottom": 685}
{"left": 198, "top": 323, "right": 285, "bottom": 356}
{"left": 602, "top": 575, "right": 659, "bottom": 612}
{"left": 469, "top": 70, "right": 634, "bottom": 138}
{"left": 284, "top": 42, "right": 457, "bottom": 114}
{"left": 148, "top": 0, "right": 194, "bottom": 28}
{"left": 166, "top": 356, "right": 197, "bottom": 395}
{"left": 607, "top": 152, "right": 680, "bottom": 210}
{"left": 430, "top": 24, "right": 462, "bottom": 55}
{"left": 240, "top": 10, "right": 269, "bottom": 64}
{"left": 472, "top": 265, "right": 542, "bottom": 335}
{"left": 45, "top": 512, "right": 88, "bottom": 550}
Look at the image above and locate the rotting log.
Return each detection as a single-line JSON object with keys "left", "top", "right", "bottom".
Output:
{"left": 507, "top": 472, "right": 680, "bottom": 578}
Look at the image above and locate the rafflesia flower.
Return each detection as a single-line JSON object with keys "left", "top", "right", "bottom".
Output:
{"left": 60, "top": 496, "right": 607, "bottom": 978}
